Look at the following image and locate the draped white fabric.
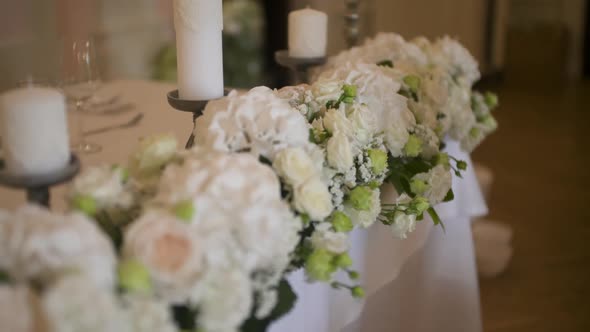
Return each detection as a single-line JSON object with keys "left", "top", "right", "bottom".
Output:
{"left": 0, "top": 80, "right": 487, "bottom": 332}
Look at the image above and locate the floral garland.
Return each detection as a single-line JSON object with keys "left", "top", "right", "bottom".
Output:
{"left": 0, "top": 33, "right": 498, "bottom": 332}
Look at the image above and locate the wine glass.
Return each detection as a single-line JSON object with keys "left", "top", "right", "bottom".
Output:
{"left": 61, "top": 37, "right": 103, "bottom": 154}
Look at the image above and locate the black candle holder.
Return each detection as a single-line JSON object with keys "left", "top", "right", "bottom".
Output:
{"left": 274, "top": 50, "right": 326, "bottom": 84}
{"left": 167, "top": 89, "right": 231, "bottom": 149}
{"left": 0, "top": 155, "right": 81, "bottom": 207}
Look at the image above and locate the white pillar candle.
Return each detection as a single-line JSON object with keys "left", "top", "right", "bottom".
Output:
{"left": 288, "top": 7, "right": 328, "bottom": 58}
{"left": 0, "top": 87, "right": 70, "bottom": 177}
{"left": 174, "top": 0, "right": 224, "bottom": 100}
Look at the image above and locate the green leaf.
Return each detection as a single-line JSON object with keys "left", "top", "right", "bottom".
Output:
{"left": 443, "top": 189, "right": 455, "bottom": 202}
{"left": 377, "top": 59, "right": 394, "bottom": 68}
{"left": 427, "top": 207, "right": 446, "bottom": 231}
{"left": 0, "top": 270, "right": 10, "bottom": 284}
{"left": 172, "top": 305, "right": 198, "bottom": 331}
{"left": 240, "top": 279, "right": 298, "bottom": 332}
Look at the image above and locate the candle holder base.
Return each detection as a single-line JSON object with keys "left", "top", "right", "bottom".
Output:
{"left": 167, "top": 89, "right": 231, "bottom": 149}
{"left": 0, "top": 155, "right": 81, "bottom": 208}
{"left": 274, "top": 50, "right": 326, "bottom": 84}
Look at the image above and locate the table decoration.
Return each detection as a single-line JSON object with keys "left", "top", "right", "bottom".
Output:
{"left": 0, "top": 86, "right": 70, "bottom": 176}
{"left": 0, "top": 32, "right": 499, "bottom": 332}
{"left": 174, "top": 0, "right": 225, "bottom": 100}
{"left": 288, "top": 7, "right": 328, "bottom": 58}
{"left": 274, "top": 50, "right": 326, "bottom": 84}
{"left": 166, "top": 89, "right": 231, "bottom": 149}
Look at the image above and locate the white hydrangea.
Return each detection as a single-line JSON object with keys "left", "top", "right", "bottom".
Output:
{"left": 0, "top": 205, "right": 116, "bottom": 289}
{"left": 311, "top": 222, "right": 349, "bottom": 254}
{"left": 347, "top": 103, "right": 378, "bottom": 147}
{"left": 390, "top": 194, "right": 418, "bottom": 239}
{"left": 320, "top": 32, "right": 428, "bottom": 74}
{"left": 197, "top": 268, "right": 253, "bottom": 332}
{"left": 316, "top": 63, "right": 415, "bottom": 157}
{"left": 42, "top": 275, "right": 129, "bottom": 332}
{"left": 255, "top": 289, "right": 278, "bottom": 319}
{"left": 121, "top": 295, "right": 177, "bottom": 332}
{"left": 343, "top": 188, "right": 382, "bottom": 228}
{"left": 446, "top": 83, "right": 476, "bottom": 141}
{"left": 0, "top": 285, "right": 37, "bottom": 332}
{"left": 146, "top": 148, "right": 301, "bottom": 320}
{"left": 311, "top": 78, "right": 344, "bottom": 105}
{"left": 194, "top": 87, "right": 311, "bottom": 161}
{"left": 123, "top": 210, "right": 205, "bottom": 303}
{"left": 293, "top": 177, "right": 334, "bottom": 221}
{"left": 273, "top": 147, "right": 318, "bottom": 186}
{"left": 70, "top": 165, "right": 134, "bottom": 209}
{"left": 427, "top": 36, "right": 481, "bottom": 86}
{"left": 413, "top": 165, "right": 453, "bottom": 205}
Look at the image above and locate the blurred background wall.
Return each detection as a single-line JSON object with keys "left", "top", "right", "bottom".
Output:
{"left": 0, "top": 0, "right": 587, "bottom": 89}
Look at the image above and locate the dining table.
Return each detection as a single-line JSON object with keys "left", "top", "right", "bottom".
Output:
{"left": 0, "top": 79, "right": 488, "bottom": 332}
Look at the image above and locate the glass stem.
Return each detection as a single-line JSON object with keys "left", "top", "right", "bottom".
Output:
{"left": 75, "top": 100, "right": 86, "bottom": 148}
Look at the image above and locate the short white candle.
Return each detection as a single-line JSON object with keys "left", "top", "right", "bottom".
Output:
{"left": 0, "top": 87, "right": 70, "bottom": 176}
{"left": 174, "top": 0, "right": 224, "bottom": 100}
{"left": 288, "top": 7, "right": 328, "bottom": 58}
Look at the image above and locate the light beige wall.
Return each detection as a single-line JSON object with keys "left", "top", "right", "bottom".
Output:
{"left": 374, "top": 0, "right": 487, "bottom": 67}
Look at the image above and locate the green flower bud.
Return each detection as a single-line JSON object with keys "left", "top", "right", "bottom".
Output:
{"left": 410, "top": 179, "right": 427, "bottom": 195}
{"left": 484, "top": 92, "right": 499, "bottom": 109}
{"left": 481, "top": 114, "right": 498, "bottom": 131}
{"left": 305, "top": 249, "right": 337, "bottom": 282}
{"left": 367, "top": 149, "right": 388, "bottom": 174}
{"left": 348, "top": 270, "right": 360, "bottom": 280}
{"left": 331, "top": 211, "right": 353, "bottom": 233}
{"left": 410, "top": 196, "right": 430, "bottom": 215}
{"left": 118, "top": 260, "right": 152, "bottom": 293}
{"left": 174, "top": 200, "right": 195, "bottom": 222}
{"left": 403, "top": 134, "right": 423, "bottom": 157}
{"left": 334, "top": 253, "right": 353, "bottom": 268}
{"left": 456, "top": 160, "right": 468, "bottom": 171}
{"left": 72, "top": 195, "right": 97, "bottom": 217}
{"left": 346, "top": 186, "right": 373, "bottom": 211}
{"left": 403, "top": 75, "right": 421, "bottom": 93}
{"left": 435, "top": 153, "right": 450, "bottom": 167}
{"left": 351, "top": 286, "right": 365, "bottom": 298}
{"left": 343, "top": 84, "right": 357, "bottom": 98}
{"left": 469, "top": 127, "right": 481, "bottom": 138}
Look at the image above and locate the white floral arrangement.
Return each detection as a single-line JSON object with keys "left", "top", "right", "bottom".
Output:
{"left": 0, "top": 33, "right": 498, "bottom": 332}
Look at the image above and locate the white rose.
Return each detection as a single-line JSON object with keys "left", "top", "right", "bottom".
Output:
{"left": 311, "top": 222, "right": 350, "bottom": 254}
{"left": 273, "top": 147, "right": 316, "bottom": 186}
{"left": 123, "top": 210, "right": 205, "bottom": 303}
{"left": 312, "top": 79, "right": 343, "bottom": 104}
{"left": 347, "top": 103, "right": 377, "bottom": 147}
{"left": 327, "top": 133, "right": 354, "bottom": 172}
{"left": 294, "top": 177, "right": 334, "bottom": 221}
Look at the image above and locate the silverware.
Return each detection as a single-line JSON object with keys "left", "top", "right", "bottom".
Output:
{"left": 94, "top": 103, "right": 136, "bottom": 115}
{"left": 84, "top": 113, "right": 144, "bottom": 136}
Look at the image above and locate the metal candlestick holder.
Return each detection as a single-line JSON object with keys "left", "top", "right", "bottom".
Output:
{"left": 167, "top": 89, "right": 231, "bottom": 149}
{"left": 274, "top": 50, "right": 326, "bottom": 84}
{"left": 0, "top": 155, "right": 81, "bottom": 207}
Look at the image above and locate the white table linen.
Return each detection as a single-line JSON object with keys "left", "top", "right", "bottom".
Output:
{"left": 0, "top": 80, "right": 487, "bottom": 332}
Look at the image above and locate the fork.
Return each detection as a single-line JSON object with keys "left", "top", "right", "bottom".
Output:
{"left": 84, "top": 113, "right": 144, "bottom": 136}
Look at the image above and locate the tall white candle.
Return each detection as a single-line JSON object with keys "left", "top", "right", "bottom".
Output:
{"left": 0, "top": 87, "right": 70, "bottom": 176}
{"left": 289, "top": 8, "right": 328, "bottom": 58}
{"left": 174, "top": 0, "right": 224, "bottom": 100}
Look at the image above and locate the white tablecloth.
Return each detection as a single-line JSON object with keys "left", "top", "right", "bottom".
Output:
{"left": 0, "top": 80, "right": 487, "bottom": 332}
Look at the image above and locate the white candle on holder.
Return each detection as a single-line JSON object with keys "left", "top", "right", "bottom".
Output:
{"left": 0, "top": 87, "right": 70, "bottom": 176}
{"left": 288, "top": 7, "right": 328, "bottom": 58}
{"left": 174, "top": 0, "right": 224, "bottom": 100}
